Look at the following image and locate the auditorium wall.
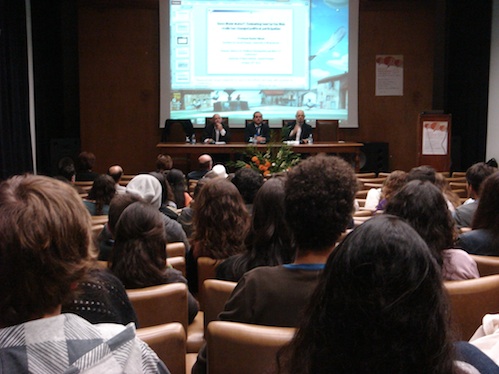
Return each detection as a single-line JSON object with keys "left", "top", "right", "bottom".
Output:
{"left": 78, "top": 0, "right": 438, "bottom": 173}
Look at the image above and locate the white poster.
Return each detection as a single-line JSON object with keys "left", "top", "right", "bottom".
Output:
{"left": 422, "top": 121, "right": 448, "bottom": 155}
{"left": 375, "top": 55, "right": 403, "bottom": 96}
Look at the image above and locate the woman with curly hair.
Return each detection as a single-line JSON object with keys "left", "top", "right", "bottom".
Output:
{"left": 216, "top": 176, "right": 296, "bottom": 282}
{"left": 277, "top": 215, "right": 496, "bottom": 374}
{"left": 192, "top": 155, "right": 358, "bottom": 374}
{"left": 187, "top": 177, "right": 250, "bottom": 293}
{"left": 109, "top": 201, "right": 199, "bottom": 324}
{"left": 83, "top": 174, "right": 116, "bottom": 215}
{"left": 385, "top": 180, "right": 478, "bottom": 280}
{"left": 457, "top": 171, "right": 499, "bottom": 256}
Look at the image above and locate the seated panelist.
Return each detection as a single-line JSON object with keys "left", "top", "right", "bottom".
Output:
{"left": 282, "top": 109, "right": 313, "bottom": 144}
{"left": 203, "top": 114, "right": 230, "bottom": 144}
{"left": 244, "top": 111, "right": 270, "bottom": 143}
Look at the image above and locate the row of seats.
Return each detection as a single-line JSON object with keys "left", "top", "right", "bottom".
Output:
{"left": 131, "top": 272, "right": 499, "bottom": 373}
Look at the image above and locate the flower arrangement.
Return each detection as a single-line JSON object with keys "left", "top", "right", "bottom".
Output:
{"left": 230, "top": 145, "right": 302, "bottom": 177}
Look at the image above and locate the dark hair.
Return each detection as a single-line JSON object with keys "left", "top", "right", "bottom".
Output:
{"left": 472, "top": 172, "right": 499, "bottom": 237}
{"left": 87, "top": 174, "right": 116, "bottom": 215}
{"left": 284, "top": 155, "right": 357, "bottom": 251}
{"left": 0, "top": 175, "right": 94, "bottom": 327}
{"left": 110, "top": 202, "right": 169, "bottom": 289}
{"left": 149, "top": 171, "right": 175, "bottom": 206}
{"left": 166, "top": 169, "right": 189, "bottom": 208}
{"left": 278, "top": 215, "right": 454, "bottom": 374}
{"left": 191, "top": 178, "right": 250, "bottom": 258}
{"left": 466, "top": 162, "right": 496, "bottom": 195}
{"left": 407, "top": 165, "right": 436, "bottom": 184}
{"left": 108, "top": 193, "right": 144, "bottom": 234}
{"left": 231, "top": 167, "right": 264, "bottom": 204}
{"left": 228, "top": 177, "right": 295, "bottom": 278}
{"left": 385, "top": 180, "right": 455, "bottom": 267}
{"left": 57, "top": 157, "right": 76, "bottom": 181}
{"left": 77, "top": 151, "right": 96, "bottom": 171}
{"left": 156, "top": 154, "right": 173, "bottom": 171}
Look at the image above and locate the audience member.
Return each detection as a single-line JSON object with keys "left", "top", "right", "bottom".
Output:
{"left": 457, "top": 171, "right": 499, "bottom": 255}
{"left": 281, "top": 109, "right": 312, "bottom": 143}
{"left": 453, "top": 162, "right": 496, "bottom": 229}
{"left": 83, "top": 174, "right": 116, "bottom": 215}
{"left": 407, "top": 165, "right": 456, "bottom": 212}
{"left": 216, "top": 176, "right": 295, "bottom": 282}
{"left": 202, "top": 114, "right": 230, "bottom": 143}
{"left": 62, "top": 267, "right": 139, "bottom": 326}
{"left": 54, "top": 156, "right": 86, "bottom": 194}
{"left": 192, "top": 155, "right": 358, "bottom": 373}
{"left": 230, "top": 167, "right": 264, "bottom": 214}
{"left": 187, "top": 178, "right": 250, "bottom": 293}
{"left": 364, "top": 170, "right": 407, "bottom": 211}
{"left": 0, "top": 175, "right": 167, "bottom": 373}
{"left": 97, "top": 193, "right": 144, "bottom": 260}
{"left": 110, "top": 202, "right": 198, "bottom": 324}
{"left": 385, "top": 180, "right": 479, "bottom": 280}
{"left": 244, "top": 111, "right": 270, "bottom": 143}
{"left": 76, "top": 151, "right": 99, "bottom": 181}
{"left": 149, "top": 171, "right": 178, "bottom": 220}
{"left": 204, "top": 163, "right": 228, "bottom": 179}
{"left": 436, "top": 172, "right": 461, "bottom": 210}
{"left": 126, "top": 174, "right": 190, "bottom": 251}
{"left": 178, "top": 178, "right": 208, "bottom": 238}
{"left": 55, "top": 156, "right": 76, "bottom": 183}
{"left": 156, "top": 154, "right": 173, "bottom": 175}
{"left": 187, "top": 154, "right": 213, "bottom": 180}
{"left": 277, "top": 215, "right": 497, "bottom": 374}
{"left": 166, "top": 168, "right": 192, "bottom": 209}
{"left": 108, "top": 164, "right": 126, "bottom": 194}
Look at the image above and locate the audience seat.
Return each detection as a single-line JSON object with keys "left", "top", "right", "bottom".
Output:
{"left": 206, "top": 321, "right": 295, "bottom": 374}
{"left": 166, "top": 242, "right": 186, "bottom": 258}
{"left": 136, "top": 322, "right": 187, "bottom": 374}
{"left": 444, "top": 274, "right": 499, "bottom": 340}
{"left": 91, "top": 215, "right": 108, "bottom": 225}
{"left": 127, "top": 282, "right": 204, "bottom": 354}
{"left": 355, "top": 172, "right": 376, "bottom": 178}
{"left": 469, "top": 255, "right": 499, "bottom": 277}
{"left": 201, "top": 279, "right": 237, "bottom": 331}
{"left": 127, "top": 283, "right": 188, "bottom": 330}
{"left": 197, "top": 257, "right": 224, "bottom": 310}
{"left": 167, "top": 256, "right": 186, "bottom": 277}
{"left": 74, "top": 181, "right": 93, "bottom": 191}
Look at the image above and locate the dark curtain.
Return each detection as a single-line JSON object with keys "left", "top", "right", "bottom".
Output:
{"left": 0, "top": 0, "right": 33, "bottom": 180}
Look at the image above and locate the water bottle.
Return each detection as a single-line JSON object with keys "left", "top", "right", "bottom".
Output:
{"left": 308, "top": 134, "right": 313, "bottom": 144}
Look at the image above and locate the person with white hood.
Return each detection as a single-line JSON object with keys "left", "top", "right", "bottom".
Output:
{"left": 126, "top": 174, "right": 189, "bottom": 251}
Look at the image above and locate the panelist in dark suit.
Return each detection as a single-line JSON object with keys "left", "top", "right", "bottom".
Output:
{"left": 203, "top": 114, "right": 230, "bottom": 143}
{"left": 282, "top": 109, "right": 313, "bottom": 143}
{"left": 244, "top": 111, "right": 270, "bottom": 143}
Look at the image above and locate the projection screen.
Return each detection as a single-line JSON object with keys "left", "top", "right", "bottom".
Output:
{"left": 160, "top": 0, "right": 359, "bottom": 129}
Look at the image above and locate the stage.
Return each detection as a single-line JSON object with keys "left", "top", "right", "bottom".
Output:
{"left": 156, "top": 141, "right": 363, "bottom": 172}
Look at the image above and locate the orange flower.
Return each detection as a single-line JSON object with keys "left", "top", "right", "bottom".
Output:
{"left": 259, "top": 164, "right": 267, "bottom": 171}
{"left": 263, "top": 170, "right": 271, "bottom": 177}
{"left": 251, "top": 156, "right": 260, "bottom": 165}
{"left": 244, "top": 164, "right": 251, "bottom": 168}
{"left": 264, "top": 160, "right": 271, "bottom": 168}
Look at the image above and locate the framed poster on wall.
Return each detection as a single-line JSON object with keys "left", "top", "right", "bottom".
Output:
{"left": 417, "top": 113, "right": 452, "bottom": 171}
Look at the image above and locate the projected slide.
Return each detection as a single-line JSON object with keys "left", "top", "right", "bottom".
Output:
{"left": 161, "top": 0, "right": 358, "bottom": 128}
{"left": 207, "top": 10, "right": 293, "bottom": 76}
